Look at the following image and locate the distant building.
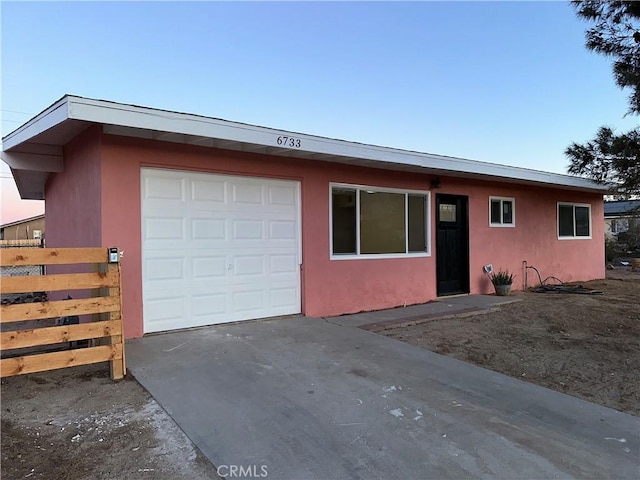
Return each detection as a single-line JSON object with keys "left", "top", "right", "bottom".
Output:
{"left": 604, "top": 200, "right": 640, "bottom": 239}
{"left": 0, "top": 214, "right": 45, "bottom": 240}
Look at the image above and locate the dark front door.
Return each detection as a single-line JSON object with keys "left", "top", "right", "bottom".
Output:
{"left": 436, "top": 194, "right": 470, "bottom": 296}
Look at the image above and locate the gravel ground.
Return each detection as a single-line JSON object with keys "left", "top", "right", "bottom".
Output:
{"left": 1, "top": 364, "right": 221, "bottom": 480}
{"left": 382, "top": 269, "right": 640, "bottom": 416}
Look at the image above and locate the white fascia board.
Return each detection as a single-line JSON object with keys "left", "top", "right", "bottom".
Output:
{"left": 2, "top": 97, "right": 70, "bottom": 150}
{"left": 5, "top": 95, "right": 606, "bottom": 192}
{"left": 66, "top": 97, "right": 606, "bottom": 192}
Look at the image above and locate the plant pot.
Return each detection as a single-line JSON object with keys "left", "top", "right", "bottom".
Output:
{"left": 494, "top": 284, "right": 512, "bottom": 296}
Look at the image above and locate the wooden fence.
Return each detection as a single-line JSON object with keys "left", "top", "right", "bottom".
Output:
{"left": 0, "top": 247, "right": 125, "bottom": 380}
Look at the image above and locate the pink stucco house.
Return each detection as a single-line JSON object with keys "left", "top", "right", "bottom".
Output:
{"left": 2, "top": 96, "right": 606, "bottom": 338}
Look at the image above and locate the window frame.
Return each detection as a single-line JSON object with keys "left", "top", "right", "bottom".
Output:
{"left": 489, "top": 196, "right": 516, "bottom": 228}
{"left": 329, "top": 183, "right": 431, "bottom": 260}
{"left": 610, "top": 218, "right": 629, "bottom": 235}
{"left": 557, "top": 202, "right": 592, "bottom": 240}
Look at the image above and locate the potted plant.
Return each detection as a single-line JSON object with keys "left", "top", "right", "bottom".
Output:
{"left": 490, "top": 269, "right": 515, "bottom": 296}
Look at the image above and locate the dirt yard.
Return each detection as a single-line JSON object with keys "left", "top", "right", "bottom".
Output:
{"left": 1, "top": 364, "right": 220, "bottom": 480}
{"left": 383, "top": 269, "right": 640, "bottom": 416}
{"left": 2, "top": 272, "right": 638, "bottom": 479}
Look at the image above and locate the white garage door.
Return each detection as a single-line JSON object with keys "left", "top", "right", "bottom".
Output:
{"left": 141, "top": 168, "right": 301, "bottom": 333}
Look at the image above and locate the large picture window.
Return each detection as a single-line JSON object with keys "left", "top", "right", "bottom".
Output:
{"left": 558, "top": 203, "right": 591, "bottom": 239}
{"left": 330, "top": 184, "right": 430, "bottom": 258}
{"left": 489, "top": 196, "right": 515, "bottom": 227}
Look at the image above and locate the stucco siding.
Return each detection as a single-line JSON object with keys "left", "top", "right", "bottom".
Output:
{"left": 44, "top": 126, "right": 103, "bottom": 305}
{"left": 450, "top": 178, "right": 604, "bottom": 294}
{"left": 45, "top": 126, "right": 103, "bottom": 249}
{"left": 101, "top": 135, "right": 438, "bottom": 336}
{"left": 97, "top": 133, "right": 604, "bottom": 338}
{"left": 100, "top": 138, "right": 144, "bottom": 339}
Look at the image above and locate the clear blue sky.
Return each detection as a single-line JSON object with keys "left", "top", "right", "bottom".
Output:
{"left": 1, "top": 1, "right": 637, "bottom": 222}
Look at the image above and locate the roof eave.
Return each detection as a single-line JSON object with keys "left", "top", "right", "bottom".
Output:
{"left": 0, "top": 213, "right": 45, "bottom": 229}
{"left": 1, "top": 95, "right": 610, "bottom": 199}
{"left": 2, "top": 96, "right": 70, "bottom": 150}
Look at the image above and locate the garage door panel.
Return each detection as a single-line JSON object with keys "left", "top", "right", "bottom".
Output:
{"left": 232, "top": 255, "right": 264, "bottom": 276}
{"left": 231, "top": 183, "right": 264, "bottom": 204}
{"left": 190, "top": 179, "right": 226, "bottom": 203}
{"left": 229, "top": 269, "right": 298, "bottom": 284}
{"left": 268, "top": 185, "right": 297, "bottom": 206}
{"left": 192, "top": 256, "right": 227, "bottom": 278}
{"left": 192, "top": 294, "right": 227, "bottom": 316}
{"left": 143, "top": 176, "right": 186, "bottom": 201}
{"left": 145, "top": 217, "right": 185, "bottom": 240}
{"left": 269, "top": 220, "right": 297, "bottom": 240}
{"left": 145, "top": 296, "right": 187, "bottom": 325}
{"left": 269, "top": 254, "right": 298, "bottom": 274}
{"left": 191, "top": 218, "right": 226, "bottom": 240}
{"left": 261, "top": 280, "right": 300, "bottom": 294}
{"left": 232, "top": 290, "right": 265, "bottom": 312}
{"left": 144, "top": 257, "right": 186, "bottom": 281}
{"left": 232, "top": 219, "right": 264, "bottom": 240}
{"left": 144, "top": 282, "right": 191, "bottom": 297}
{"left": 269, "top": 287, "right": 299, "bottom": 308}
{"left": 142, "top": 169, "right": 300, "bottom": 333}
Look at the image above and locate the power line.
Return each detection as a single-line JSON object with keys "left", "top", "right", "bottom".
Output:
{"left": 1, "top": 109, "right": 34, "bottom": 116}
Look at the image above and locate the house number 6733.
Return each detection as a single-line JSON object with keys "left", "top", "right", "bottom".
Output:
{"left": 276, "top": 136, "right": 301, "bottom": 148}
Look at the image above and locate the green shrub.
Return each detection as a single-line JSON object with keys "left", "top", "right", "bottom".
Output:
{"left": 491, "top": 269, "right": 514, "bottom": 286}
{"left": 605, "top": 237, "right": 625, "bottom": 262}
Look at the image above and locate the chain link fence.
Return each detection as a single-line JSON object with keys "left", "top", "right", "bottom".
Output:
{"left": 0, "top": 239, "right": 45, "bottom": 275}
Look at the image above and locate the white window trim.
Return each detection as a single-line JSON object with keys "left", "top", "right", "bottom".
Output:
{"left": 557, "top": 202, "right": 592, "bottom": 240}
{"left": 611, "top": 218, "right": 629, "bottom": 235}
{"left": 329, "top": 182, "right": 431, "bottom": 260}
{"left": 489, "top": 196, "right": 515, "bottom": 227}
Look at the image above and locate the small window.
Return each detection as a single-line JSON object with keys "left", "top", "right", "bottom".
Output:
{"left": 330, "top": 184, "right": 430, "bottom": 258}
{"left": 439, "top": 204, "right": 456, "bottom": 223}
{"left": 558, "top": 203, "right": 591, "bottom": 239}
{"left": 408, "top": 195, "right": 427, "bottom": 252}
{"left": 611, "top": 219, "right": 629, "bottom": 234}
{"left": 489, "top": 197, "right": 515, "bottom": 227}
{"left": 331, "top": 189, "right": 357, "bottom": 254}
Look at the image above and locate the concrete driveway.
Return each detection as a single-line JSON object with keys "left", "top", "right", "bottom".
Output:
{"left": 127, "top": 312, "right": 639, "bottom": 479}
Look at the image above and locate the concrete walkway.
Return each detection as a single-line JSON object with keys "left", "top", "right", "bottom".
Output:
{"left": 327, "top": 294, "right": 520, "bottom": 328}
{"left": 127, "top": 300, "right": 639, "bottom": 480}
